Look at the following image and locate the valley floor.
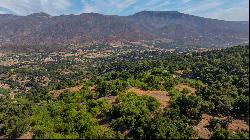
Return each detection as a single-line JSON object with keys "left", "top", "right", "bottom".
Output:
{"left": 0, "top": 45, "right": 249, "bottom": 139}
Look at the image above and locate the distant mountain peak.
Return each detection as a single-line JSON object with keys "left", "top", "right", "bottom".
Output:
{"left": 0, "top": 14, "right": 15, "bottom": 16}
{"left": 80, "top": 12, "right": 104, "bottom": 16}
{"left": 0, "top": 11, "right": 248, "bottom": 48}
{"left": 28, "top": 12, "right": 51, "bottom": 18}
{"left": 133, "top": 11, "right": 182, "bottom": 16}
{"left": 138, "top": 10, "right": 181, "bottom": 14}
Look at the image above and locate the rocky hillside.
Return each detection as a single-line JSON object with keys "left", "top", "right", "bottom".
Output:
{"left": 0, "top": 11, "right": 248, "bottom": 49}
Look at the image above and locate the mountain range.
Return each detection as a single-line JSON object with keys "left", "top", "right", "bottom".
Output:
{"left": 0, "top": 11, "right": 249, "bottom": 50}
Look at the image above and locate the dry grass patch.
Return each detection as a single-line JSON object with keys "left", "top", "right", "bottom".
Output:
{"left": 193, "top": 114, "right": 213, "bottom": 139}
{"left": 172, "top": 70, "right": 184, "bottom": 78}
{"left": 90, "top": 85, "right": 96, "bottom": 92}
{"left": 101, "top": 95, "right": 117, "bottom": 105}
{"left": 18, "top": 131, "right": 33, "bottom": 139}
{"left": 227, "top": 120, "right": 249, "bottom": 132}
{"left": 49, "top": 85, "right": 83, "bottom": 97}
{"left": 175, "top": 84, "right": 196, "bottom": 95}
{"left": 0, "top": 59, "right": 17, "bottom": 66}
{"left": 127, "top": 87, "right": 170, "bottom": 109}
{"left": 194, "top": 114, "right": 249, "bottom": 139}
{"left": 0, "top": 82, "right": 10, "bottom": 90}
{"left": 0, "top": 52, "right": 6, "bottom": 57}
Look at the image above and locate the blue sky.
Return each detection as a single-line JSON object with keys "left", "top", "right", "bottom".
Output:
{"left": 0, "top": 0, "right": 249, "bottom": 21}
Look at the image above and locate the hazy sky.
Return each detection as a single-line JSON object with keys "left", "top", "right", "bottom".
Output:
{"left": 0, "top": 0, "right": 249, "bottom": 21}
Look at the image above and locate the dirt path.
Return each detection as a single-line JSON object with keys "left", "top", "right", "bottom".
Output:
{"left": 127, "top": 87, "right": 170, "bottom": 109}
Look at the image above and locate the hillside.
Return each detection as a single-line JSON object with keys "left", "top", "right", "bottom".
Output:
{"left": 0, "top": 11, "right": 249, "bottom": 51}
{"left": 0, "top": 45, "right": 249, "bottom": 139}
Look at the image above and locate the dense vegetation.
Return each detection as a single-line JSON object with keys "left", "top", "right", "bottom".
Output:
{"left": 0, "top": 46, "right": 249, "bottom": 139}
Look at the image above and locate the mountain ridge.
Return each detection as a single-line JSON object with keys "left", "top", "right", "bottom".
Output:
{"left": 2, "top": 11, "right": 248, "bottom": 22}
{"left": 0, "top": 11, "right": 248, "bottom": 50}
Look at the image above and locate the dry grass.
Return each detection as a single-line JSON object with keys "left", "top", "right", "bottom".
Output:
{"left": 49, "top": 85, "right": 83, "bottom": 97}
{"left": 18, "top": 131, "right": 33, "bottom": 139}
{"left": 193, "top": 114, "right": 213, "bottom": 139}
{"left": 127, "top": 87, "right": 170, "bottom": 109}
{"left": 194, "top": 114, "right": 249, "bottom": 139}
{"left": 0, "top": 59, "right": 17, "bottom": 66}
{"left": 172, "top": 70, "right": 184, "bottom": 78}
{"left": 228, "top": 120, "right": 249, "bottom": 132}
{"left": 83, "top": 51, "right": 111, "bottom": 58}
{"left": 101, "top": 95, "right": 117, "bottom": 105}
{"left": 174, "top": 84, "right": 196, "bottom": 95}
{"left": 0, "top": 52, "right": 6, "bottom": 57}
{"left": 90, "top": 85, "right": 96, "bottom": 92}
{"left": 0, "top": 82, "right": 10, "bottom": 90}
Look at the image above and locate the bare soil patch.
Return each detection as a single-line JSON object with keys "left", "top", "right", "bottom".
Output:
{"left": 101, "top": 95, "right": 117, "bottom": 105}
{"left": 194, "top": 114, "right": 249, "bottom": 139}
{"left": 228, "top": 120, "right": 249, "bottom": 132}
{"left": 127, "top": 87, "right": 170, "bottom": 109}
{"left": 172, "top": 70, "right": 184, "bottom": 78}
{"left": 18, "top": 131, "right": 33, "bottom": 139}
{"left": 175, "top": 84, "right": 196, "bottom": 95}
{"left": 0, "top": 59, "right": 17, "bottom": 66}
{"left": 49, "top": 85, "right": 83, "bottom": 97}
{"left": 0, "top": 82, "right": 10, "bottom": 90}
{"left": 90, "top": 85, "right": 96, "bottom": 92}
{"left": 193, "top": 114, "right": 213, "bottom": 139}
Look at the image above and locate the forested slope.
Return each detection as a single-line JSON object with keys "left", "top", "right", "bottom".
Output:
{"left": 0, "top": 46, "right": 249, "bottom": 139}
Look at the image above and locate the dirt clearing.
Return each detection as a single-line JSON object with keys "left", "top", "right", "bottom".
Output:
{"left": 127, "top": 87, "right": 170, "bottom": 109}
{"left": 175, "top": 83, "right": 196, "bottom": 95}
{"left": 18, "top": 131, "right": 33, "bottom": 139}
{"left": 194, "top": 114, "right": 249, "bottom": 139}
{"left": 49, "top": 85, "right": 83, "bottom": 97}
{"left": 228, "top": 120, "right": 249, "bottom": 132}
{"left": 101, "top": 95, "right": 117, "bottom": 105}
{"left": 193, "top": 114, "right": 212, "bottom": 139}
{"left": 0, "top": 82, "right": 10, "bottom": 90}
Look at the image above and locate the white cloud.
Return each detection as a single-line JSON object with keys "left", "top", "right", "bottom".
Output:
{"left": 117, "top": 0, "right": 136, "bottom": 9}
{"left": 183, "top": 1, "right": 222, "bottom": 14}
{"left": 203, "top": 7, "right": 249, "bottom": 21}
{"left": 83, "top": 4, "right": 97, "bottom": 13}
{"left": 80, "top": 0, "right": 138, "bottom": 14}
{"left": 0, "top": 0, "right": 72, "bottom": 15}
{"left": 0, "top": 0, "right": 249, "bottom": 21}
{"left": 182, "top": 0, "right": 249, "bottom": 21}
{"left": 0, "top": 10, "right": 7, "bottom": 14}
